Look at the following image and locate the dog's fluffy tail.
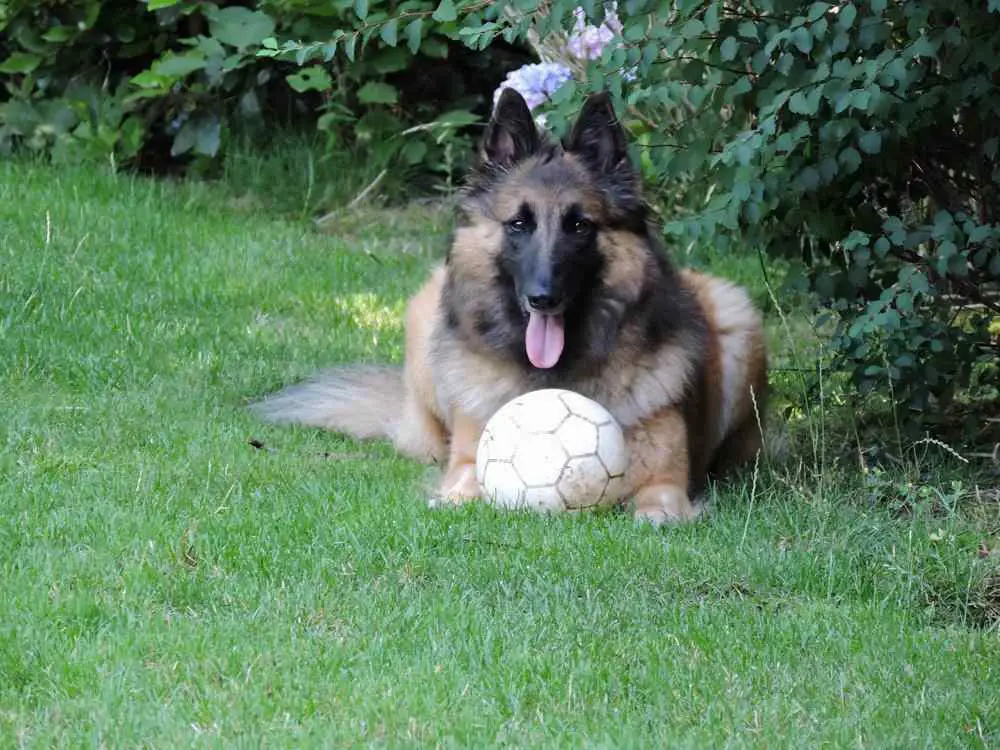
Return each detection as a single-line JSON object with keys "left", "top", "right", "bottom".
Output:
{"left": 250, "top": 366, "right": 405, "bottom": 442}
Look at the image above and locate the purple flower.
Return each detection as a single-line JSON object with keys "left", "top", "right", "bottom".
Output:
{"left": 567, "top": 4, "right": 622, "bottom": 60}
{"left": 493, "top": 62, "right": 574, "bottom": 111}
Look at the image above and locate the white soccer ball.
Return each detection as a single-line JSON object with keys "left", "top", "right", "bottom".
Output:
{"left": 475, "top": 389, "right": 630, "bottom": 512}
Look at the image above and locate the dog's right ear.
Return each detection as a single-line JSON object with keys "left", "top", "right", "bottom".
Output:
{"left": 481, "top": 89, "right": 540, "bottom": 167}
{"left": 565, "top": 92, "right": 627, "bottom": 173}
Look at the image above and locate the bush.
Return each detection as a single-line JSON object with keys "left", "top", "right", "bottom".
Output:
{"left": 0, "top": 0, "right": 526, "bottom": 183}
{"left": 451, "top": 0, "right": 1000, "bottom": 436}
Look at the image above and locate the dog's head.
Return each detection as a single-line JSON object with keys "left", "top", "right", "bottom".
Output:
{"left": 448, "top": 90, "right": 658, "bottom": 372}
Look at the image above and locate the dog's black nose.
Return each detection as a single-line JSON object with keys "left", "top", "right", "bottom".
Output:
{"left": 527, "top": 294, "right": 560, "bottom": 312}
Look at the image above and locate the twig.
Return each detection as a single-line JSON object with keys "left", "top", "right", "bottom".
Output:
{"left": 910, "top": 437, "right": 970, "bottom": 464}
{"left": 313, "top": 168, "right": 388, "bottom": 225}
{"left": 347, "top": 168, "right": 388, "bottom": 210}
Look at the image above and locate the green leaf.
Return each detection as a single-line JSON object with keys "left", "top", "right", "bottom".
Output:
{"left": 850, "top": 89, "right": 871, "bottom": 112}
{"left": 839, "top": 146, "right": 862, "bottom": 172}
{"left": 968, "top": 224, "right": 993, "bottom": 243}
{"left": 402, "top": 139, "right": 428, "bottom": 165}
{"left": 727, "top": 76, "right": 752, "bottom": 99}
{"left": 808, "top": 2, "right": 828, "bottom": 21}
{"left": 680, "top": 18, "right": 705, "bottom": 40}
{"left": 286, "top": 66, "right": 333, "bottom": 93}
{"left": 147, "top": 0, "right": 182, "bottom": 8}
{"left": 206, "top": 7, "right": 276, "bottom": 51}
{"left": 42, "top": 25, "right": 77, "bottom": 43}
{"left": 819, "top": 156, "right": 838, "bottom": 182}
{"left": 153, "top": 52, "right": 207, "bottom": 77}
{"left": 129, "top": 70, "right": 168, "bottom": 89}
{"left": 720, "top": 37, "right": 739, "bottom": 62}
{"left": 738, "top": 20, "right": 758, "bottom": 39}
{"left": 843, "top": 230, "right": 870, "bottom": 250}
{"left": 837, "top": 3, "right": 857, "bottom": 29}
{"left": 357, "top": 81, "right": 398, "bottom": 105}
{"left": 624, "top": 19, "right": 647, "bottom": 43}
{"left": 344, "top": 34, "right": 358, "bottom": 61}
{"left": 432, "top": 0, "right": 457, "bottom": 23}
{"left": 380, "top": 18, "right": 399, "bottom": 46}
{"left": 171, "top": 115, "right": 221, "bottom": 157}
{"left": 736, "top": 21, "right": 757, "bottom": 39}
{"left": 796, "top": 166, "right": 820, "bottom": 191}
{"left": 831, "top": 30, "right": 850, "bottom": 53}
{"left": 354, "top": 0, "right": 369, "bottom": 20}
{"left": 792, "top": 27, "right": 813, "bottom": 53}
{"left": 405, "top": 19, "right": 424, "bottom": 54}
{"left": 789, "top": 90, "right": 819, "bottom": 115}
{"left": 435, "top": 109, "right": 480, "bottom": 126}
{"left": 421, "top": 34, "right": 449, "bottom": 58}
{"left": 239, "top": 89, "right": 261, "bottom": 118}
{"left": 371, "top": 47, "right": 409, "bottom": 74}
{"left": 704, "top": 3, "right": 720, "bottom": 34}
{"left": 194, "top": 116, "right": 221, "bottom": 157}
{"left": 0, "top": 52, "right": 43, "bottom": 74}
{"left": 858, "top": 130, "right": 882, "bottom": 154}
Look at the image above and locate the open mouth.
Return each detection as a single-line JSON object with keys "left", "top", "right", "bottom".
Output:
{"left": 523, "top": 299, "right": 565, "bottom": 370}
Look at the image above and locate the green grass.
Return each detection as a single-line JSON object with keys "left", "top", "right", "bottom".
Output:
{"left": 1, "top": 155, "right": 999, "bottom": 748}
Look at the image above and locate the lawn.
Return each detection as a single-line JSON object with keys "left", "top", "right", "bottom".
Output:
{"left": 1, "top": 156, "right": 998, "bottom": 748}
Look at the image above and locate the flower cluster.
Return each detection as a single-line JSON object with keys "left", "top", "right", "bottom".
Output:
{"left": 491, "top": 4, "right": 623, "bottom": 116}
{"left": 492, "top": 62, "right": 575, "bottom": 111}
{"left": 566, "top": 6, "right": 621, "bottom": 61}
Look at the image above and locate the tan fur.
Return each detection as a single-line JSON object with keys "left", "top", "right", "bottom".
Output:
{"left": 680, "top": 269, "right": 768, "bottom": 471}
{"left": 256, "top": 262, "right": 766, "bottom": 525}
{"left": 396, "top": 266, "right": 449, "bottom": 462}
{"left": 599, "top": 230, "right": 647, "bottom": 299}
{"left": 394, "top": 262, "right": 767, "bottom": 522}
{"left": 256, "top": 259, "right": 768, "bottom": 524}
{"left": 491, "top": 157, "right": 605, "bottom": 223}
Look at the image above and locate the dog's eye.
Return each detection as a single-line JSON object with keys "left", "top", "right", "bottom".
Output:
{"left": 507, "top": 218, "right": 531, "bottom": 233}
{"left": 572, "top": 218, "right": 593, "bottom": 234}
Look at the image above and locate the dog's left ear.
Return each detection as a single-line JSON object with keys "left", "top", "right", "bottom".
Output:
{"left": 565, "top": 92, "right": 628, "bottom": 172}
{"left": 481, "top": 89, "right": 541, "bottom": 167}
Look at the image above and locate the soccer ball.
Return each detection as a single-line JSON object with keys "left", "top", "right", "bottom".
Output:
{"left": 475, "top": 389, "right": 630, "bottom": 512}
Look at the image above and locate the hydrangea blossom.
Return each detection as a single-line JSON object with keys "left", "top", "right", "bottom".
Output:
{"left": 567, "top": 6, "right": 621, "bottom": 60}
{"left": 491, "top": 4, "right": 627, "bottom": 122}
{"left": 493, "top": 62, "right": 575, "bottom": 111}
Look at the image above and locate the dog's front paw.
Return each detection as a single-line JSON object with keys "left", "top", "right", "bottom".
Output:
{"left": 428, "top": 463, "right": 482, "bottom": 508}
{"left": 633, "top": 483, "right": 701, "bottom": 526}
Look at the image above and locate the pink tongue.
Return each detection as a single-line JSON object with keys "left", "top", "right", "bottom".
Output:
{"left": 525, "top": 312, "right": 565, "bottom": 369}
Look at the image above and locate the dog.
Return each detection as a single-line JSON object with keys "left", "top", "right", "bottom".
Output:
{"left": 252, "top": 89, "right": 768, "bottom": 524}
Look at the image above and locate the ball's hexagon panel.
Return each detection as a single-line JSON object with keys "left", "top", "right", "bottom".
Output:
{"left": 556, "top": 455, "right": 609, "bottom": 509}
{"left": 480, "top": 460, "right": 525, "bottom": 508}
{"left": 555, "top": 415, "right": 599, "bottom": 458}
{"left": 477, "top": 413, "right": 520, "bottom": 464}
{"left": 511, "top": 391, "right": 571, "bottom": 433}
{"left": 597, "top": 422, "right": 629, "bottom": 476}
{"left": 523, "top": 485, "right": 565, "bottom": 513}
{"left": 559, "top": 390, "right": 613, "bottom": 425}
{"left": 512, "top": 433, "right": 568, "bottom": 487}
{"left": 602, "top": 471, "right": 630, "bottom": 505}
